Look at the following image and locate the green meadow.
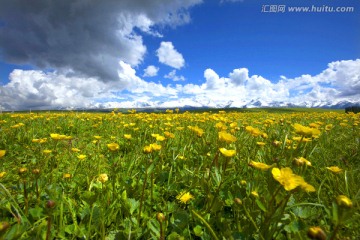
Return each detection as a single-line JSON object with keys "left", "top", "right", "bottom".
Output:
{"left": 0, "top": 109, "right": 359, "bottom": 239}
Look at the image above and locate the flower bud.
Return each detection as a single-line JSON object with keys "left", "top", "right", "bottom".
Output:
{"left": 32, "top": 169, "right": 40, "bottom": 175}
{"left": 234, "top": 198, "right": 242, "bottom": 205}
{"left": 46, "top": 200, "right": 56, "bottom": 209}
{"left": 18, "top": 167, "right": 28, "bottom": 175}
{"left": 307, "top": 226, "right": 326, "bottom": 240}
{"left": 251, "top": 191, "right": 259, "bottom": 198}
{"left": 0, "top": 222, "right": 10, "bottom": 234}
{"left": 156, "top": 213, "right": 166, "bottom": 223}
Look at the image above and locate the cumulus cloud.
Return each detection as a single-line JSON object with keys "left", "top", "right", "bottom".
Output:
{"left": 229, "top": 68, "right": 249, "bottom": 86}
{"left": 0, "top": 61, "right": 178, "bottom": 110}
{"left": 0, "top": 0, "right": 200, "bottom": 82}
{"left": 143, "top": 65, "right": 159, "bottom": 77}
{"left": 1, "top": 59, "right": 359, "bottom": 110}
{"left": 118, "top": 61, "right": 178, "bottom": 97}
{"left": 156, "top": 42, "right": 185, "bottom": 69}
{"left": 204, "top": 68, "right": 226, "bottom": 89}
{"left": 164, "top": 70, "right": 186, "bottom": 81}
{"left": 0, "top": 70, "right": 109, "bottom": 110}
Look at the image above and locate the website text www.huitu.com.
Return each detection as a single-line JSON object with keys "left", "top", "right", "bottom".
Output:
{"left": 261, "top": 5, "right": 355, "bottom": 13}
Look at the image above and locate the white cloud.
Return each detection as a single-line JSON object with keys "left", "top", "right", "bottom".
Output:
{"left": 229, "top": 68, "right": 249, "bottom": 86}
{"left": 0, "top": 70, "right": 110, "bottom": 110}
{"left": 164, "top": 70, "right": 186, "bottom": 81}
{"left": 156, "top": 42, "right": 185, "bottom": 69}
{"left": 204, "top": 68, "right": 223, "bottom": 89}
{"left": 1, "top": 59, "right": 359, "bottom": 111}
{"left": 143, "top": 65, "right": 159, "bottom": 77}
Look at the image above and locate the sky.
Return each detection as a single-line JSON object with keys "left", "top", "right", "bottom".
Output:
{"left": 0, "top": 0, "right": 359, "bottom": 110}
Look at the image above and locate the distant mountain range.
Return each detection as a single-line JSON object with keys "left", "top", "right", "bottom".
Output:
{"left": 91, "top": 99, "right": 360, "bottom": 112}
{"left": 13, "top": 99, "right": 358, "bottom": 112}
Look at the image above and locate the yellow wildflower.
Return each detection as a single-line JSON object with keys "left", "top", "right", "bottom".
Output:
{"left": 124, "top": 134, "right": 132, "bottom": 140}
{"left": 33, "top": 138, "right": 47, "bottom": 143}
{"left": 19, "top": 167, "right": 28, "bottom": 174}
{"left": 219, "top": 148, "right": 236, "bottom": 157}
{"left": 215, "top": 122, "right": 227, "bottom": 131}
{"left": 150, "top": 143, "right": 162, "bottom": 151}
{"left": 325, "top": 124, "right": 333, "bottom": 131}
{"left": 156, "top": 135, "right": 166, "bottom": 141}
{"left": 292, "top": 136, "right": 312, "bottom": 142}
{"left": 336, "top": 195, "right": 352, "bottom": 208}
{"left": 293, "top": 157, "right": 312, "bottom": 167}
{"left": 0, "top": 150, "right": 6, "bottom": 158}
{"left": 164, "top": 131, "right": 175, "bottom": 139}
{"left": 271, "top": 167, "right": 304, "bottom": 191}
{"left": 63, "top": 173, "right": 71, "bottom": 179}
{"left": 65, "top": 135, "right": 73, "bottom": 140}
{"left": 230, "top": 122, "right": 238, "bottom": 128}
{"left": 300, "top": 182, "right": 316, "bottom": 192}
{"left": 307, "top": 226, "right": 327, "bottom": 240}
{"left": 272, "top": 140, "right": 282, "bottom": 147}
{"left": 71, "top": 148, "right": 81, "bottom": 152}
{"left": 143, "top": 145, "right": 153, "bottom": 153}
{"left": 98, "top": 173, "right": 109, "bottom": 183}
{"left": 261, "top": 133, "right": 268, "bottom": 139}
{"left": 176, "top": 191, "right": 194, "bottom": 204}
{"left": 256, "top": 141, "right": 266, "bottom": 146}
{"left": 188, "top": 126, "right": 204, "bottom": 137}
{"left": 77, "top": 154, "right": 87, "bottom": 160}
{"left": 251, "top": 191, "right": 259, "bottom": 198}
{"left": 293, "top": 123, "right": 321, "bottom": 137}
{"left": 107, "top": 143, "right": 119, "bottom": 151}
{"left": 50, "top": 133, "right": 64, "bottom": 140}
{"left": 218, "top": 131, "right": 237, "bottom": 143}
{"left": 245, "top": 126, "right": 262, "bottom": 137}
{"left": 143, "top": 143, "right": 162, "bottom": 153}
{"left": 249, "top": 161, "right": 272, "bottom": 171}
{"left": 326, "top": 166, "right": 342, "bottom": 173}
{"left": 43, "top": 149, "right": 52, "bottom": 154}
{"left": 0, "top": 172, "right": 6, "bottom": 178}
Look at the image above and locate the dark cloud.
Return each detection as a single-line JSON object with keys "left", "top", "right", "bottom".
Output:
{"left": 0, "top": 0, "right": 201, "bottom": 82}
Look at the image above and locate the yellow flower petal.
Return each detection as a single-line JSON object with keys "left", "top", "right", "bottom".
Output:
{"left": 326, "top": 166, "right": 342, "bottom": 173}
{"left": 107, "top": 143, "right": 120, "bottom": 151}
{"left": 249, "top": 161, "right": 272, "bottom": 171}
{"left": 219, "top": 148, "right": 236, "bottom": 157}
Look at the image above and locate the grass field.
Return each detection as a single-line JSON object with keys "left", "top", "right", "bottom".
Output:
{"left": 0, "top": 108, "right": 359, "bottom": 239}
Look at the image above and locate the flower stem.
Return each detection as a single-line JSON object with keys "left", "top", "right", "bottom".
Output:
{"left": 191, "top": 209, "right": 219, "bottom": 240}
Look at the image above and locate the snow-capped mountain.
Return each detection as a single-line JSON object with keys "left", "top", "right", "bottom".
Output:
{"left": 92, "top": 98, "right": 360, "bottom": 111}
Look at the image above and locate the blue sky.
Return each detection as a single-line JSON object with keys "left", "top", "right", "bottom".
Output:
{"left": 0, "top": 0, "right": 359, "bottom": 110}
